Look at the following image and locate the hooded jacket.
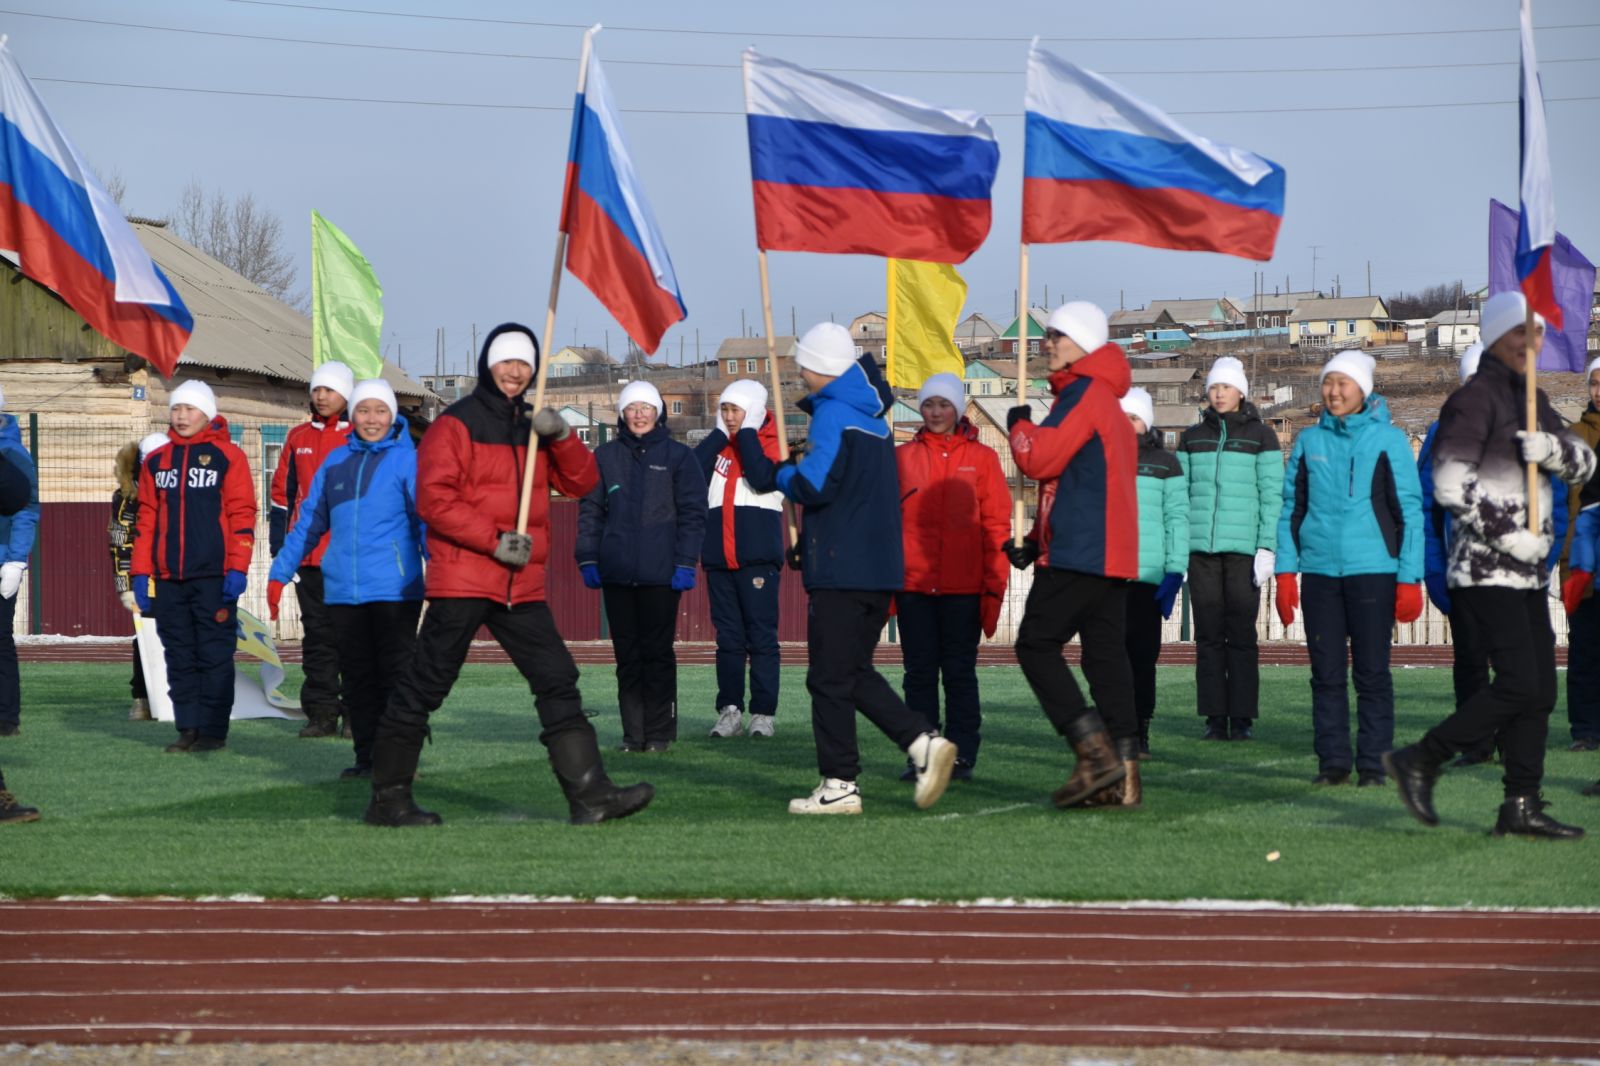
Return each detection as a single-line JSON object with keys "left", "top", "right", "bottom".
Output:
{"left": 108, "top": 442, "right": 144, "bottom": 592}
{"left": 576, "top": 416, "right": 707, "bottom": 586}
{"left": 897, "top": 418, "right": 1010, "bottom": 601}
{"left": 0, "top": 415, "right": 38, "bottom": 569}
{"left": 1432, "top": 352, "right": 1595, "bottom": 591}
{"left": 1177, "top": 399, "right": 1284, "bottom": 556}
{"left": 269, "top": 411, "right": 352, "bottom": 564}
{"left": 693, "top": 414, "right": 784, "bottom": 570}
{"left": 1132, "top": 429, "right": 1189, "bottom": 585}
{"left": 1556, "top": 405, "right": 1600, "bottom": 584}
{"left": 776, "top": 354, "right": 903, "bottom": 591}
{"left": 1009, "top": 344, "right": 1139, "bottom": 580}
{"left": 417, "top": 323, "right": 599, "bottom": 603}
{"left": 1278, "top": 394, "right": 1424, "bottom": 582}
{"left": 268, "top": 416, "right": 425, "bottom": 605}
{"left": 132, "top": 417, "right": 256, "bottom": 581}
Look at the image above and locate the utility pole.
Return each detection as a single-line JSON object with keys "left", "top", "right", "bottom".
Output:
{"left": 791, "top": 306, "right": 796, "bottom": 336}
{"left": 1366, "top": 260, "right": 1372, "bottom": 297}
{"left": 741, "top": 309, "right": 746, "bottom": 338}
{"left": 1309, "top": 246, "right": 1322, "bottom": 294}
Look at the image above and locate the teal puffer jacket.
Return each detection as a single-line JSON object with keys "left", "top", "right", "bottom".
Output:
{"left": 1177, "top": 401, "right": 1284, "bottom": 556}
{"left": 1133, "top": 432, "right": 1189, "bottom": 584}
{"left": 1277, "top": 394, "right": 1424, "bottom": 582}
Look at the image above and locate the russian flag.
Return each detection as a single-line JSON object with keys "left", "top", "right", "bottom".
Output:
{"left": 744, "top": 50, "right": 998, "bottom": 264}
{"left": 0, "top": 42, "right": 191, "bottom": 377}
{"left": 1023, "top": 44, "right": 1285, "bottom": 261}
{"left": 560, "top": 34, "right": 685, "bottom": 355}
{"left": 1515, "top": 0, "right": 1562, "bottom": 329}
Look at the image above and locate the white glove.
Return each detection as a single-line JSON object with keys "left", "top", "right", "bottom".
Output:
{"left": 1517, "top": 431, "right": 1566, "bottom": 473}
{"left": 0, "top": 562, "right": 23, "bottom": 600}
{"left": 1252, "top": 548, "right": 1275, "bottom": 588}
{"left": 1499, "top": 527, "right": 1552, "bottom": 566}
{"left": 739, "top": 403, "right": 765, "bottom": 432}
{"left": 120, "top": 590, "right": 139, "bottom": 614}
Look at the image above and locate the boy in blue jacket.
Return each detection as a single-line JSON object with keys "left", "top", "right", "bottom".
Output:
{"left": 0, "top": 386, "right": 38, "bottom": 738}
{"left": 268, "top": 380, "right": 425, "bottom": 780}
{"left": 775, "top": 322, "right": 955, "bottom": 815}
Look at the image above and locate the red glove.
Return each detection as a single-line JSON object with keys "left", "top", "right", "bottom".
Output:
{"left": 1274, "top": 573, "right": 1298, "bottom": 626}
{"left": 1394, "top": 583, "right": 1423, "bottom": 624}
{"left": 980, "top": 592, "right": 1002, "bottom": 639}
{"left": 1563, "top": 571, "right": 1594, "bottom": 616}
{"left": 267, "top": 579, "right": 284, "bottom": 622}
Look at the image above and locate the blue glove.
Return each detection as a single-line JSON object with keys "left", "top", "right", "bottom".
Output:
{"left": 671, "top": 565, "right": 697, "bottom": 592}
{"left": 222, "top": 569, "right": 247, "bottom": 603}
{"left": 1154, "top": 573, "right": 1183, "bottom": 619}
{"left": 1424, "top": 572, "right": 1451, "bottom": 616}
{"left": 580, "top": 563, "right": 602, "bottom": 590}
{"left": 133, "top": 575, "right": 151, "bottom": 614}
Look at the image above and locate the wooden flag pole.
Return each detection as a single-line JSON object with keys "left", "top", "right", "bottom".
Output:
{"left": 517, "top": 25, "right": 597, "bottom": 535}
{"left": 1012, "top": 242, "right": 1030, "bottom": 546}
{"left": 757, "top": 250, "right": 801, "bottom": 551}
{"left": 1525, "top": 303, "right": 1540, "bottom": 532}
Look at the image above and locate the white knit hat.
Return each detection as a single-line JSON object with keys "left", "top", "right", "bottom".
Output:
{"left": 1206, "top": 356, "right": 1249, "bottom": 399}
{"left": 138, "top": 432, "right": 170, "bottom": 460}
{"left": 1585, "top": 355, "right": 1600, "bottom": 383}
{"left": 1120, "top": 386, "right": 1155, "bottom": 431}
{"left": 618, "top": 380, "right": 664, "bottom": 417}
{"left": 718, "top": 379, "right": 768, "bottom": 417}
{"left": 1320, "top": 349, "right": 1376, "bottom": 398}
{"left": 1480, "top": 290, "right": 1546, "bottom": 351}
{"left": 1459, "top": 342, "right": 1484, "bottom": 383}
{"left": 168, "top": 379, "right": 217, "bottom": 420}
{"left": 794, "top": 322, "right": 858, "bottom": 377}
{"left": 1046, "top": 301, "right": 1109, "bottom": 353}
{"left": 350, "top": 378, "right": 397, "bottom": 420}
{"left": 486, "top": 329, "right": 538, "bottom": 369}
{"left": 917, "top": 372, "right": 965, "bottom": 413}
{"left": 309, "top": 361, "right": 354, "bottom": 401}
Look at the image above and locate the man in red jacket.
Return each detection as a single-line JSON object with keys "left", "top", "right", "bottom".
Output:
{"left": 364, "top": 323, "right": 653, "bottom": 828}
{"left": 1006, "top": 301, "right": 1142, "bottom": 809}
{"left": 896, "top": 372, "right": 1010, "bottom": 780}
{"left": 269, "top": 361, "right": 354, "bottom": 738}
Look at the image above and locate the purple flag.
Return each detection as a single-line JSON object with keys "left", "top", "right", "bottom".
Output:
{"left": 1489, "top": 198, "right": 1596, "bottom": 372}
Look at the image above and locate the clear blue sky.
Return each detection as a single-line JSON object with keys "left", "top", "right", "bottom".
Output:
{"left": 12, "top": 0, "right": 1600, "bottom": 376}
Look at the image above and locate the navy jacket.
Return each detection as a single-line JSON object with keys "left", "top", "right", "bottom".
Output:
{"left": 577, "top": 420, "right": 708, "bottom": 586}
{"left": 0, "top": 415, "right": 38, "bottom": 567}
{"left": 776, "top": 354, "right": 903, "bottom": 591}
{"left": 268, "top": 416, "right": 425, "bottom": 605}
{"left": 694, "top": 415, "right": 785, "bottom": 570}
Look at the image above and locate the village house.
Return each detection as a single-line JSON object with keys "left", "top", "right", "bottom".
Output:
{"left": 1242, "top": 290, "right": 1324, "bottom": 331}
{"left": 1108, "top": 306, "right": 1175, "bottom": 340}
{"left": 1287, "top": 296, "right": 1401, "bottom": 349}
{"left": 1428, "top": 310, "right": 1481, "bottom": 352}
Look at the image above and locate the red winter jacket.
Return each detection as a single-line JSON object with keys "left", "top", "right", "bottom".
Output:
{"left": 269, "top": 415, "right": 351, "bottom": 565}
{"left": 132, "top": 417, "right": 257, "bottom": 581}
{"left": 418, "top": 348, "right": 598, "bottom": 604}
{"left": 897, "top": 419, "right": 1011, "bottom": 631}
{"left": 1009, "top": 344, "right": 1139, "bottom": 580}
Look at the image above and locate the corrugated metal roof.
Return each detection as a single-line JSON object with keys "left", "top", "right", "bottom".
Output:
{"left": 1131, "top": 367, "right": 1198, "bottom": 384}
{"left": 1287, "top": 296, "right": 1391, "bottom": 322}
{"left": 714, "top": 336, "right": 798, "bottom": 360}
{"left": 132, "top": 222, "right": 428, "bottom": 397}
{"left": 1148, "top": 299, "right": 1227, "bottom": 324}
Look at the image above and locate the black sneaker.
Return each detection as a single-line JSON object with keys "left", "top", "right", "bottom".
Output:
{"left": 1229, "top": 718, "right": 1254, "bottom": 741}
{"left": 1357, "top": 771, "right": 1386, "bottom": 788}
{"left": 951, "top": 759, "right": 975, "bottom": 782}
{"left": 339, "top": 763, "right": 373, "bottom": 781}
{"left": 0, "top": 723, "right": 18, "bottom": 737}
{"left": 0, "top": 789, "right": 39, "bottom": 824}
{"left": 1570, "top": 737, "right": 1600, "bottom": 752}
{"left": 189, "top": 736, "right": 227, "bottom": 753}
{"left": 1311, "top": 770, "right": 1350, "bottom": 786}
{"left": 164, "top": 729, "right": 200, "bottom": 754}
{"left": 617, "top": 741, "right": 643, "bottom": 753}
{"left": 1583, "top": 779, "right": 1600, "bottom": 797}
{"left": 1201, "top": 717, "right": 1228, "bottom": 741}
{"left": 898, "top": 759, "right": 917, "bottom": 782}
{"left": 644, "top": 740, "right": 672, "bottom": 753}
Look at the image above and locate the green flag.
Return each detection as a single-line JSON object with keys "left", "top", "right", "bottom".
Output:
{"left": 311, "top": 210, "right": 384, "bottom": 380}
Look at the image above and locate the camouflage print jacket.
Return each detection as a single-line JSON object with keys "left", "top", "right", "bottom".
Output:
{"left": 108, "top": 442, "right": 140, "bottom": 593}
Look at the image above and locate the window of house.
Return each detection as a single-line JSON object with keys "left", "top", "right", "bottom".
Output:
{"left": 980, "top": 381, "right": 992, "bottom": 395}
{"left": 746, "top": 359, "right": 757, "bottom": 373}
{"left": 671, "top": 400, "right": 683, "bottom": 415}
{"left": 1327, "top": 320, "right": 1336, "bottom": 333}
{"left": 1347, "top": 320, "right": 1357, "bottom": 333}
{"left": 577, "top": 427, "right": 591, "bottom": 444}
{"left": 1299, "top": 323, "right": 1309, "bottom": 336}
{"left": 855, "top": 345, "right": 864, "bottom": 356}
{"left": 726, "top": 359, "right": 737, "bottom": 374}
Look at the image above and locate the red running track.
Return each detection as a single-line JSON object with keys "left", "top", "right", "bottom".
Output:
{"left": 1, "top": 900, "right": 1596, "bottom": 1056}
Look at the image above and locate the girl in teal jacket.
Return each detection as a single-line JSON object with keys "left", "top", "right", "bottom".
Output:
{"left": 1176, "top": 356, "right": 1284, "bottom": 740}
{"left": 1273, "top": 351, "right": 1424, "bottom": 786}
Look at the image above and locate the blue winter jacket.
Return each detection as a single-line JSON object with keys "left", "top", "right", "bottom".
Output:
{"left": 1277, "top": 394, "right": 1424, "bottom": 582}
{"left": 0, "top": 415, "right": 38, "bottom": 567}
{"left": 775, "top": 354, "right": 903, "bottom": 591}
{"left": 576, "top": 420, "right": 708, "bottom": 586}
{"left": 267, "top": 417, "right": 426, "bottom": 604}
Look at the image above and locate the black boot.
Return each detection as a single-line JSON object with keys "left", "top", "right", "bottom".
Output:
{"left": 547, "top": 723, "right": 654, "bottom": 826}
{"left": 164, "top": 728, "right": 199, "bottom": 754}
{"left": 299, "top": 708, "right": 340, "bottom": 739}
{"left": 363, "top": 784, "right": 441, "bottom": 827}
{"left": 1492, "top": 795, "right": 1585, "bottom": 840}
{"left": 1382, "top": 744, "right": 1442, "bottom": 827}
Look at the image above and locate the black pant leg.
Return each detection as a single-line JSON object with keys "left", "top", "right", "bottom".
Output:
{"left": 130, "top": 638, "right": 147, "bottom": 699}
{"left": 806, "top": 590, "right": 863, "bottom": 779}
{"left": 484, "top": 601, "right": 589, "bottom": 739}
{"left": 154, "top": 579, "right": 200, "bottom": 731}
{"left": 333, "top": 600, "right": 421, "bottom": 769}
{"left": 1187, "top": 552, "right": 1227, "bottom": 719}
{"left": 373, "top": 598, "right": 488, "bottom": 787}
{"left": 295, "top": 566, "right": 343, "bottom": 720}
{"left": 707, "top": 569, "right": 747, "bottom": 712}
{"left": 1124, "top": 582, "right": 1163, "bottom": 722}
{"left": 1344, "top": 573, "right": 1396, "bottom": 775}
{"left": 843, "top": 590, "right": 933, "bottom": 755}
{"left": 1221, "top": 553, "right": 1261, "bottom": 719}
{"left": 1075, "top": 575, "right": 1136, "bottom": 741}
{"left": 1565, "top": 594, "right": 1600, "bottom": 742}
{"left": 633, "top": 586, "right": 681, "bottom": 743}
{"left": 603, "top": 585, "right": 647, "bottom": 746}
{"left": 896, "top": 592, "right": 943, "bottom": 731}
{"left": 740, "top": 567, "right": 781, "bottom": 716}
{"left": 189, "top": 577, "right": 234, "bottom": 740}
{"left": 1015, "top": 568, "right": 1093, "bottom": 737}
{"left": 1493, "top": 591, "right": 1557, "bottom": 797}
{"left": 0, "top": 594, "right": 16, "bottom": 729}
{"left": 936, "top": 594, "right": 982, "bottom": 764}
{"left": 1302, "top": 573, "right": 1353, "bottom": 773}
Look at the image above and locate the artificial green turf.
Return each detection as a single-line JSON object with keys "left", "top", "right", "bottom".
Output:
{"left": 0, "top": 661, "right": 1595, "bottom": 904}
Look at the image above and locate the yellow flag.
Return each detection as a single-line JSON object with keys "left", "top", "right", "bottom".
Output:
{"left": 885, "top": 258, "right": 967, "bottom": 391}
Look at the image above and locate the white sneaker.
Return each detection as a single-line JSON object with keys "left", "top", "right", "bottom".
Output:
{"left": 907, "top": 732, "right": 957, "bottom": 810}
{"left": 788, "top": 777, "right": 862, "bottom": 815}
{"left": 748, "top": 714, "right": 775, "bottom": 737}
{"left": 709, "top": 705, "right": 744, "bottom": 738}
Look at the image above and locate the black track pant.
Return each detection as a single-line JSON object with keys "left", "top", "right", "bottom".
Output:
{"left": 1188, "top": 551, "right": 1259, "bottom": 720}
{"left": 296, "top": 566, "right": 344, "bottom": 721}
{"left": 1124, "top": 581, "right": 1163, "bottom": 723}
{"left": 603, "top": 584, "right": 681, "bottom": 746}
{"left": 330, "top": 600, "right": 422, "bottom": 770}
{"left": 1015, "top": 567, "right": 1135, "bottom": 741}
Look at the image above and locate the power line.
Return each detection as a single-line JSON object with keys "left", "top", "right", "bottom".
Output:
{"left": 7, "top": 9, "right": 1598, "bottom": 76}
{"left": 216, "top": 0, "right": 1600, "bottom": 44}
{"left": 33, "top": 74, "right": 1600, "bottom": 117}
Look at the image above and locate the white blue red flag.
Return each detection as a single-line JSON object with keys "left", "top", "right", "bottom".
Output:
{"left": 0, "top": 42, "right": 191, "bottom": 376}
{"left": 743, "top": 50, "right": 998, "bottom": 264}
{"left": 1022, "top": 43, "right": 1285, "bottom": 261}
{"left": 1516, "top": 0, "right": 1561, "bottom": 329}
{"left": 560, "top": 33, "right": 685, "bottom": 355}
